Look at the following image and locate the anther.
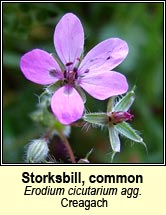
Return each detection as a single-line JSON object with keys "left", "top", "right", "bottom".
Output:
{"left": 73, "top": 67, "right": 78, "bottom": 79}
{"left": 64, "top": 70, "right": 67, "bottom": 79}
{"left": 73, "top": 67, "right": 78, "bottom": 73}
{"left": 66, "top": 62, "right": 73, "bottom": 66}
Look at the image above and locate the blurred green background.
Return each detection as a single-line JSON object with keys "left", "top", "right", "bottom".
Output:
{"left": 3, "top": 2, "right": 163, "bottom": 163}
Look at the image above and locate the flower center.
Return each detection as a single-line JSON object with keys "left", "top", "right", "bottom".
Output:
{"left": 63, "top": 66, "right": 78, "bottom": 85}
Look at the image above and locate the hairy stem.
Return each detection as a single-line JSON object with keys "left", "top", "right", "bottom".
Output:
{"left": 44, "top": 128, "right": 76, "bottom": 163}
{"left": 58, "top": 131, "right": 76, "bottom": 164}
{"left": 44, "top": 129, "right": 53, "bottom": 141}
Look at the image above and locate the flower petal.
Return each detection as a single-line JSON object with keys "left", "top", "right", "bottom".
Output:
{"left": 54, "top": 13, "right": 84, "bottom": 67}
{"left": 79, "top": 71, "right": 128, "bottom": 100}
{"left": 20, "top": 49, "right": 62, "bottom": 85}
{"left": 51, "top": 85, "right": 84, "bottom": 125}
{"left": 78, "top": 38, "right": 128, "bottom": 75}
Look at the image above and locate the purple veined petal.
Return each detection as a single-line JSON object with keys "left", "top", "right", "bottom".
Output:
{"left": 20, "top": 49, "right": 63, "bottom": 85}
{"left": 54, "top": 13, "right": 84, "bottom": 67}
{"left": 79, "top": 71, "right": 128, "bottom": 100}
{"left": 51, "top": 85, "right": 84, "bottom": 125}
{"left": 78, "top": 38, "right": 128, "bottom": 76}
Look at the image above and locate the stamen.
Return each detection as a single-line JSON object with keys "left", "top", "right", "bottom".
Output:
{"left": 66, "top": 62, "right": 73, "bottom": 66}
{"left": 73, "top": 67, "right": 78, "bottom": 73}
{"left": 64, "top": 70, "right": 67, "bottom": 79}
{"left": 75, "top": 72, "right": 78, "bottom": 79}
{"left": 73, "top": 67, "right": 78, "bottom": 79}
{"left": 63, "top": 68, "right": 78, "bottom": 85}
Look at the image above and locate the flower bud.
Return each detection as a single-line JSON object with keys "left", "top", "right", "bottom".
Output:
{"left": 108, "top": 111, "right": 134, "bottom": 125}
{"left": 25, "top": 138, "right": 49, "bottom": 163}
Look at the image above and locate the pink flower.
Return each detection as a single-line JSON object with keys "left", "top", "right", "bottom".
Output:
{"left": 20, "top": 13, "right": 129, "bottom": 125}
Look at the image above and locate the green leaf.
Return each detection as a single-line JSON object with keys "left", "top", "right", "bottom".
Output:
{"left": 108, "top": 126, "right": 120, "bottom": 152}
{"left": 113, "top": 88, "right": 135, "bottom": 112}
{"left": 115, "top": 122, "right": 143, "bottom": 142}
{"left": 83, "top": 112, "right": 108, "bottom": 126}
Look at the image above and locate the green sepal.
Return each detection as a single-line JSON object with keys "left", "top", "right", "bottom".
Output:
{"left": 108, "top": 126, "right": 120, "bottom": 152}
{"left": 107, "top": 96, "right": 115, "bottom": 113}
{"left": 83, "top": 112, "right": 108, "bottom": 126}
{"left": 45, "top": 80, "right": 61, "bottom": 95}
{"left": 115, "top": 121, "right": 143, "bottom": 142}
{"left": 113, "top": 88, "right": 135, "bottom": 112}
{"left": 75, "top": 86, "right": 87, "bottom": 103}
{"left": 50, "top": 53, "right": 65, "bottom": 71}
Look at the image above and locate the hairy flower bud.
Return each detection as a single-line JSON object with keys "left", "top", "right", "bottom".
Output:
{"left": 25, "top": 138, "right": 49, "bottom": 163}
